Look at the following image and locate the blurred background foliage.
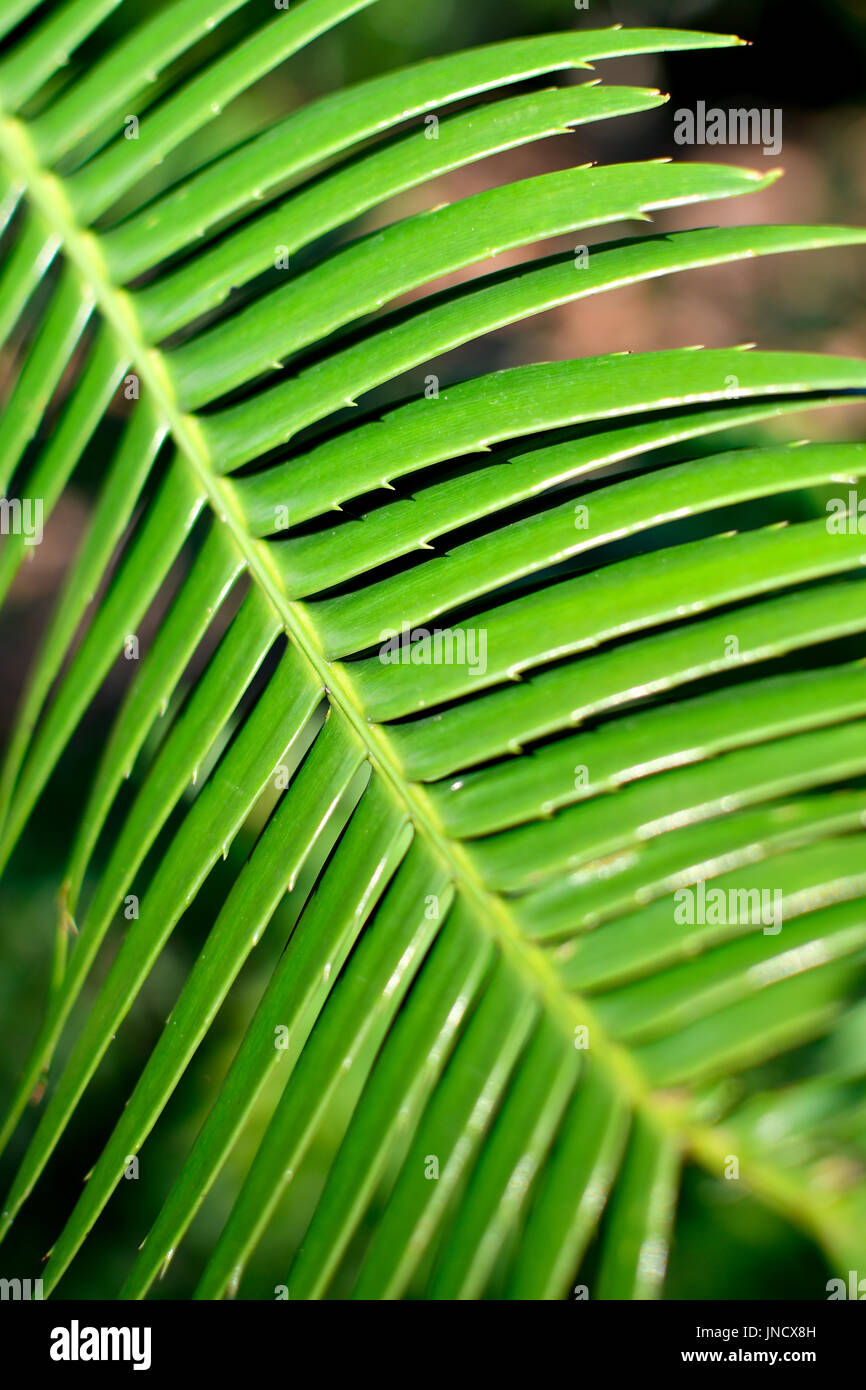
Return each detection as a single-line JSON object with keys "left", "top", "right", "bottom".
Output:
{"left": 1, "top": 0, "right": 864, "bottom": 1298}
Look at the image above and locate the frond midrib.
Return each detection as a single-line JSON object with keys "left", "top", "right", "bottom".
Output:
{"left": 0, "top": 102, "right": 848, "bottom": 1263}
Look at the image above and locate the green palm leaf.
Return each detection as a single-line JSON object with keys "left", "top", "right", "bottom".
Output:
{"left": 1, "top": 0, "right": 864, "bottom": 1301}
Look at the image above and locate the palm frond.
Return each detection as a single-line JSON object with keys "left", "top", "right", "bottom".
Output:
{"left": 1, "top": 0, "right": 865, "bottom": 1300}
